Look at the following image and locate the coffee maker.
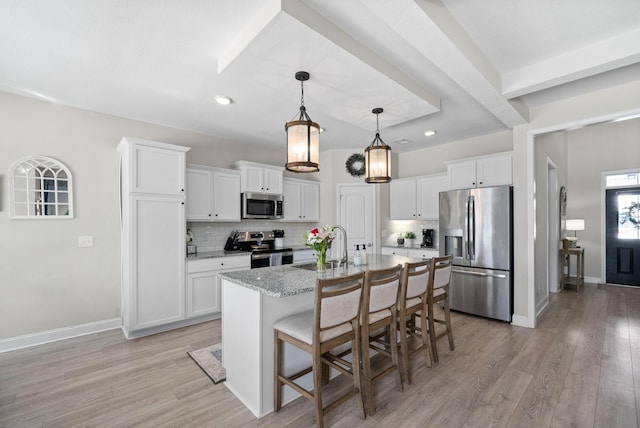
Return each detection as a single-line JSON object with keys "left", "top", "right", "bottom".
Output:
{"left": 421, "top": 229, "right": 434, "bottom": 248}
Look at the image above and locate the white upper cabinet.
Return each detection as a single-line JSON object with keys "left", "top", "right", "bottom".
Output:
{"left": 390, "top": 178, "right": 417, "bottom": 220}
{"left": 416, "top": 174, "right": 449, "bottom": 220}
{"left": 282, "top": 178, "right": 319, "bottom": 222}
{"left": 185, "top": 168, "right": 212, "bottom": 220}
{"left": 447, "top": 153, "right": 512, "bottom": 189}
{"left": 121, "top": 137, "right": 188, "bottom": 195}
{"left": 186, "top": 164, "right": 241, "bottom": 222}
{"left": 235, "top": 161, "right": 284, "bottom": 194}
{"left": 212, "top": 169, "right": 242, "bottom": 221}
{"left": 390, "top": 173, "right": 448, "bottom": 220}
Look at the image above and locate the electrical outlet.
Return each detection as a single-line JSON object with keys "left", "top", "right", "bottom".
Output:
{"left": 78, "top": 236, "right": 93, "bottom": 247}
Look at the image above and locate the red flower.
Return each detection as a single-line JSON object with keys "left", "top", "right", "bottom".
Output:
{"left": 310, "top": 228, "right": 319, "bottom": 235}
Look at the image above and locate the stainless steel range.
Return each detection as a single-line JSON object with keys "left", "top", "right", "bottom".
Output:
{"left": 224, "top": 230, "right": 293, "bottom": 269}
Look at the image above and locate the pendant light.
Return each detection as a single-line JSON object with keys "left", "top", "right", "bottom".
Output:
{"left": 365, "top": 107, "right": 392, "bottom": 183}
{"left": 285, "top": 71, "right": 320, "bottom": 173}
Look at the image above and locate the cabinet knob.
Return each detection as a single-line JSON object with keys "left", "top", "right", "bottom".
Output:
{"left": 181, "top": 202, "right": 185, "bottom": 205}
{"left": 418, "top": 213, "right": 421, "bottom": 217}
{"left": 472, "top": 182, "right": 476, "bottom": 185}
{"left": 181, "top": 189, "right": 184, "bottom": 192}
{"left": 208, "top": 213, "right": 212, "bottom": 217}
{"left": 215, "top": 214, "right": 218, "bottom": 217}
{"left": 479, "top": 181, "right": 483, "bottom": 185}
{"left": 413, "top": 214, "right": 416, "bottom": 217}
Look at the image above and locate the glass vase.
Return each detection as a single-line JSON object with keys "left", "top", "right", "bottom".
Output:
{"left": 317, "top": 247, "right": 327, "bottom": 272}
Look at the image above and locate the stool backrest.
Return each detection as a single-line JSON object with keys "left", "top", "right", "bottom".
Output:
{"left": 429, "top": 255, "right": 453, "bottom": 292}
{"left": 398, "top": 260, "right": 430, "bottom": 309}
{"left": 363, "top": 265, "right": 402, "bottom": 315}
{"left": 316, "top": 272, "right": 365, "bottom": 331}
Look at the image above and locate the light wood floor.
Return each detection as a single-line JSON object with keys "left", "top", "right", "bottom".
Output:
{"left": 1, "top": 283, "right": 639, "bottom": 427}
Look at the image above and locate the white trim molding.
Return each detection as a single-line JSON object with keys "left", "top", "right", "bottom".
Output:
{"left": 0, "top": 318, "right": 121, "bottom": 353}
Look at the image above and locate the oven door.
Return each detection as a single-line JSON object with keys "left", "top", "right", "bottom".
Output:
{"left": 251, "top": 253, "right": 271, "bottom": 269}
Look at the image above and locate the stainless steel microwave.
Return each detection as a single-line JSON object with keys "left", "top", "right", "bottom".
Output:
{"left": 241, "top": 192, "right": 283, "bottom": 219}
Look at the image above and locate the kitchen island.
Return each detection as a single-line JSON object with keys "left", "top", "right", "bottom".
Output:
{"left": 219, "top": 254, "right": 420, "bottom": 418}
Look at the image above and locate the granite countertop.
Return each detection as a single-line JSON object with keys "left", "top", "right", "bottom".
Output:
{"left": 187, "top": 246, "right": 312, "bottom": 261}
{"left": 384, "top": 245, "right": 439, "bottom": 251}
{"left": 186, "top": 250, "right": 250, "bottom": 261}
{"left": 219, "top": 254, "right": 421, "bottom": 298}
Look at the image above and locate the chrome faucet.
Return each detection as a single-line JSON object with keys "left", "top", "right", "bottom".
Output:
{"left": 333, "top": 225, "right": 348, "bottom": 266}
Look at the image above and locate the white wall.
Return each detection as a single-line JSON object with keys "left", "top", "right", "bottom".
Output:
{"left": 534, "top": 131, "right": 568, "bottom": 312}
{"left": 512, "top": 79, "right": 640, "bottom": 327}
{"left": 0, "top": 91, "right": 283, "bottom": 340}
{"left": 566, "top": 118, "right": 640, "bottom": 281}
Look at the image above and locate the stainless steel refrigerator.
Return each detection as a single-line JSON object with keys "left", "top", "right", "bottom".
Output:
{"left": 439, "top": 186, "right": 513, "bottom": 322}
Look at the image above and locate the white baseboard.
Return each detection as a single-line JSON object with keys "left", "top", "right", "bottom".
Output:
{"left": 0, "top": 318, "right": 122, "bottom": 353}
{"left": 511, "top": 314, "right": 532, "bottom": 328}
{"left": 585, "top": 276, "right": 601, "bottom": 284}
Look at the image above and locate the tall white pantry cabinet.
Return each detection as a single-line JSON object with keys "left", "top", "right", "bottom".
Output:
{"left": 118, "top": 137, "right": 190, "bottom": 338}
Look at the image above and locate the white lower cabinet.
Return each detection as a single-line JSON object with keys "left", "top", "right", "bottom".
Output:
{"left": 407, "top": 248, "right": 440, "bottom": 260}
{"left": 186, "top": 255, "right": 250, "bottom": 318}
{"left": 293, "top": 249, "right": 317, "bottom": 264}
{"left": 381, "top": 247, "right": 408, "bottom": 257}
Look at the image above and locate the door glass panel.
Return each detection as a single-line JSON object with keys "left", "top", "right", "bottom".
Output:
{"left": 618, "top": 192, "right": 640, "bottom": 240}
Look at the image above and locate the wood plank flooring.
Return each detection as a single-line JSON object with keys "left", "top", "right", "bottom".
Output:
{"left": 1, "top": 283, "right": 639, "bottom": 427}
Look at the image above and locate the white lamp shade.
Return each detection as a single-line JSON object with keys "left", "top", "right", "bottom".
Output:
{"left": 566, "top": 219, "right": 585, "bottom": 231}
{"left": 286, "top": 119, "right": 319, "bottom": 172}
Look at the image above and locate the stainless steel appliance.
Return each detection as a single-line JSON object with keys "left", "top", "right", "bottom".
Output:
{"left": 439, "top": 186, "right": 513, "bottom": 322}
{"left": 241, "top": 193, "right": 284, "bottom": 220}
{"left": 421, "top": 229, "right": 434, "bottom": 248}
{"left": 225, "top": 230, "right": 293, "bottom": 268}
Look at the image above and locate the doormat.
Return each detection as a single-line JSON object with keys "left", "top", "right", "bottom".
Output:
{"left": 187, "top": 343, "right": 226, "bottom": 384}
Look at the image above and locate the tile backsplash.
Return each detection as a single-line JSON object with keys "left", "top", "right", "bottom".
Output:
{"left": 384, "top": 219, "right": 439, "bottom": 248}
{"left": 187, "top": 221, "right": 318, "bottom": 252}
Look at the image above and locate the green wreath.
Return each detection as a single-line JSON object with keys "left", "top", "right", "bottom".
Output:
{"left": 345, "top": 153, "right": 366, "bottom": 177}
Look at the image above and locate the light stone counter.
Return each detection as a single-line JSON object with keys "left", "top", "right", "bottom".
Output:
{"left": 219, "top": 254, "right": 420, "bottom": 298}
{"left": 220, "top": 253, "right": 421, "bottom": 418}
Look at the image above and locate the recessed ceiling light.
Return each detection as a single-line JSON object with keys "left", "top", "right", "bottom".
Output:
{"left": 424, "top": 130, "right": 437, "bottom": 137}
{"left": 392, "top": 138, "right": 412, "bottom": 145}
{"left": 215, "top": 95, "right": 232, "bottom": 105}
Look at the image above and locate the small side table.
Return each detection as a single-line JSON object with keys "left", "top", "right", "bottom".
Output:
{"left": 560, "top": 247, "right": 584, "bottom": 291}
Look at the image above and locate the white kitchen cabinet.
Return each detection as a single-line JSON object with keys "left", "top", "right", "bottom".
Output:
{"left": 381, "top": 247, "right": 408, "bottom": 257}
{"left": 293, "top": 249, "right": 317, "bottom": 264}
{"left": 390, "top": 173, "right": 448, "bottom": 220}
{"left": 389, "top": 178, "right": 416, "bottom": 220}
{"left": 186, "top": 255, "right": 250, "bottom": 318}
{"left": 447, "top": 153, "right": 512, "bottom": 190}
{"left": 282, "top": 178, "right": 319, "bottom": 222}
{"left": 406, "top": 248, "right": 440, "bottom": 260}
{"left": 123, "top": 138, "right": 187, "bottom": 195}
{"left": 118, "top": 137, "right": 190, "bottom": 338}
{"left": 186, "top": 164, "right": 241, "bottom": 221}
{"left": 235, "top": 160, "right": 284, "bottom": 194}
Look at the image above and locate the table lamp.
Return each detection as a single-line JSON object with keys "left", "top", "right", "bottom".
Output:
{"left": 566, "top": 219, "right": 585, "bottom": 247}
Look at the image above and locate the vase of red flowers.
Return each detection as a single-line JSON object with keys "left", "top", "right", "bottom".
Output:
{"left": 305, "top": 225, "right": 335, "bottom": 272}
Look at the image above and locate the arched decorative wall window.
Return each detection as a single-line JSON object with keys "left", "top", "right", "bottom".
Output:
{"left": 10, "top": 156, "right": 74, "bottom": 219}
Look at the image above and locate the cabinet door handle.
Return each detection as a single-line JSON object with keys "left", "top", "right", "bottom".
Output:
{"left": 208, "top": 213, "right": 212, "bottom": 217}
{"left": 181, "top": 202, "right": 185, "bottom": 205}
{"left": 215, "top": 214, "right": 218, "bottom": 217}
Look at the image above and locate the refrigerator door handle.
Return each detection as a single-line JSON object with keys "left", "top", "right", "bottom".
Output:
{"left": 464, "top": 197, "right": 470, "bottom": 260}
{"left": 452, "top": 269, "right": 507, "bottom": 279}
{"left": 468, "top": 196, "right": 475, "bottom": 260}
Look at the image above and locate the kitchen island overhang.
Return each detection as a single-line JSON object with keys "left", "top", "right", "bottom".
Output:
{"left": 219, "top": 255, "right": 421, "bottom": 418}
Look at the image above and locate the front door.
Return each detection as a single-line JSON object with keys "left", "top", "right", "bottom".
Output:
{"left": 605, "top": 187, "right": 640, "bottom": 286}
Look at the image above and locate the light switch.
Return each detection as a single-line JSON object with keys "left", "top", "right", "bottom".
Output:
{"left": 78, "top": 236, "right": 93, "bottom": 247}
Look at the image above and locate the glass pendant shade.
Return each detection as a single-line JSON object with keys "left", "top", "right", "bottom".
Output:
{"left": 285, "top": 71, "right": 319, "bottom": 173}
{"left": 365, "top": 107, "right": 392, "bottom": 183}
{"left": 286, "top": 114, "right": 320, "bottom": 172}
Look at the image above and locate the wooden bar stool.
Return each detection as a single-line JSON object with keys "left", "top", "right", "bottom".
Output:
{"left": 397, "top": 260, "right": 431, "bottom": 384}
{"left": 360, "top": 264, "right": 403, "bottom": 415}
{"left": 274, "top": 272, "right": 366, "bottom": 428}
{"left": 426, "top": 255, "right": 454, "bottom": 365}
